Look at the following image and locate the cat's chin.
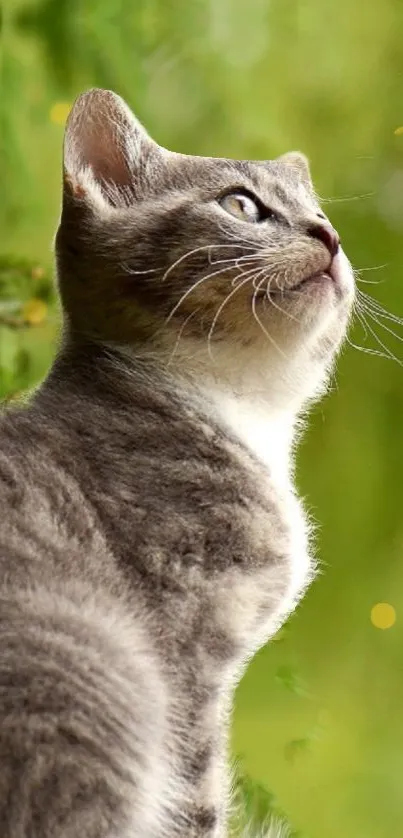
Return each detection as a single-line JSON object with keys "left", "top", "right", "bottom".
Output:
{"left": 266, "top": 248, "right": 355, "bottom": 342}
{"left": 292, "top": 270, "right": 334, "bottom": 292}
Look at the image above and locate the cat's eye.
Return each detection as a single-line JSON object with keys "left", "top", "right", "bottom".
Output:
{"left": 219, "top": 192, "right": 262, "bottom": 223}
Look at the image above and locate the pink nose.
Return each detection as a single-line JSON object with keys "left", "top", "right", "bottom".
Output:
{"left": 307, "top": 222, "right": 340, "bottom": 257}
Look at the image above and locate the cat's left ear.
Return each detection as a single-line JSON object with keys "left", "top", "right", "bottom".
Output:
{"left": 63, "top": 88, "right": 156, "bottom": 208}
{"left": 278, "top": 151, "right": 313, "bottom": 189}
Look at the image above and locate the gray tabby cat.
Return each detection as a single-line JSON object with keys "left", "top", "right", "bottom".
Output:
{"left": 0, "top": 88, "right": 355, "bottom": 838}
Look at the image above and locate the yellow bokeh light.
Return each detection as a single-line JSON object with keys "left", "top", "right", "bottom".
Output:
{"left": 394, "top": 126, "right": 403, "bottom": 136}
{"left": 22, "top": 298, "right": 48, "bottom": 326}
{"left": 50, "top": 102, "right": 71, "bottom": 126}
{"left": 370, "top": 602, "right": 396, "bottom": 630}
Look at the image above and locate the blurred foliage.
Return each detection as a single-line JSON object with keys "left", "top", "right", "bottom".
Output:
{"left": 0, "top": 256, "right": 54, "bottom": 398}
{"left": 3, "top": 0, "right": 403, "bottom": 836}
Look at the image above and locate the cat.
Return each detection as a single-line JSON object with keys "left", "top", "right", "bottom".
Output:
{"left": 0, "top": 88, "right": 355, "bottom": 838}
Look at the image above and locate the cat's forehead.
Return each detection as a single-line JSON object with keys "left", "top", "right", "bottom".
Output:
{"left": 155, "top": 151, "right": 316, "bottom": 212}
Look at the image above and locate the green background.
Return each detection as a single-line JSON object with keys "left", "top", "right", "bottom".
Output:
{"left": 2, "top": 1, "right": 403, "bottom": 835}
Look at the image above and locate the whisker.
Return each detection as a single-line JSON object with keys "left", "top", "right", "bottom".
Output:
{"left": 121, "top": 262, "right": 159, "bottom": 276}
{"left": 353, "top": 265, "right": 388, "bottom": 286}
{"left": 251, "top": 276, "right": 288, "bottom": 360}
{"left": 207, "top": 246, "right": 258, "bottom": 265}
{"left": 206, "top": 268, "right": 262, "bottom": 361}
{"left": 355, "top": 276, "right": 386, "bottom": 285}
{"left": 210, "top": 252, "right": 260, "bottom": 267}
{"left": 164, "top": 263, "right": 237, "bottom": 324}
{"left": 357, "top": 289, "right": 403, "bottom": 326}
{"left": 215, "top": 222, "right": 286, "bottom": 254}
{"left": 231, "top": 263, "right": 261, "bottom": 287}
{"left": 354, "top": 264, "right": 388, "bottom": 273}
{"left": 216, "top": 222, "right": 264, "bottom": 249}
{"left": 356, "top": 298, "right": 397, "bottom": 326}
{"left": 354, "top": 302, "right": 369, "bottom": 342}
{"left": 354, "top": 308, "right": 403, "bottom": 366}
{"left": 318, "top": 192, "right": 375, "bottom": 204}
{"left": 350, "top": 308, "right": 387, "bottom": 358}
{"left": 346, "top": 331, "right": 391, "bottom": 361}
{"left": 358, "top": 305, "right": 403, "bottom": 347}
{"left": 162, "top": 244, "right": 239, "bottom": 284}
{"left": 265, "top": 272, "right": 300, "bottom": 322}
{"left": 252, "top": 268, "right": 269, "bottom": 290}
{"left": 166, "top": 308, "right": 200, "bottom": 368}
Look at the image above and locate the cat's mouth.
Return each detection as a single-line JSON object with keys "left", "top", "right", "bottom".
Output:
{"left": 293, "top": 269, "right": 334, "bottom": 290}
{"left": 293, "top": 253, "right": 347, "bottom": 295}
{"left": 257, "top": 255, "right": 344, "bottom": 300}
{"left": 255, "top": 270, "right": 333, "bottom": 300}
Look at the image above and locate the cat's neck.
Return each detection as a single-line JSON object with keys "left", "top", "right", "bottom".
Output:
{"left": 196, "top": 380, "right": 296, "bottom": 488}
{"left": 155, "top": 336, "right": 301, "bottom": 486}
{"left": 46, "top": 337, "right": 299, "bottom": 487}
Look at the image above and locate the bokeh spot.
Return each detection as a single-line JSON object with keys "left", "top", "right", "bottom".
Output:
{"left": 50, "top": 102, "right": 71, "bottom": 125}
{"left": 371, "top": 602, "right": 396, "bottom": 630}
{"left": 22, "top": 298, "right": 48, "bottom": 326}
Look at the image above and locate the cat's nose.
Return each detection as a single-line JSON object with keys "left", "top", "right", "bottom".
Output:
{"left": 307, "top": 221, "right": 340, "bottom": 257}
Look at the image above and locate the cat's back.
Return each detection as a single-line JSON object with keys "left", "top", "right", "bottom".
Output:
{"left": 0, "top": 396, "right": 107, "bottom": 593}
{"left": 0, "top": 397, "right": 176, "bottom": 838}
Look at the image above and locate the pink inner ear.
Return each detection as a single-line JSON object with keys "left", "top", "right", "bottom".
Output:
{"left": 84, "top": 131, "right": 132, "bottom": 188}
{"left": 65, "top": 89, "right": 143, "bottom": 189}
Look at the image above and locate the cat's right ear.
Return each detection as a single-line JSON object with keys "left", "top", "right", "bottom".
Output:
{"left": 63, "top": 88, "right": 156, "bottom": 210}
{"left": 278, "top": 152, "right": 313, "bottom": 190}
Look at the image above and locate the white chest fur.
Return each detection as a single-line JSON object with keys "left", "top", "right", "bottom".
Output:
{"left": 200, "top": 384, "right": 315, "bottom": 637}
{"left": 204, "top": 388, "right": 293, "bottom": 488}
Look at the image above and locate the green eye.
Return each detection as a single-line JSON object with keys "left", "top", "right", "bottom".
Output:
{"left": 219, "top": 192, "right": 261, "bottom": 223}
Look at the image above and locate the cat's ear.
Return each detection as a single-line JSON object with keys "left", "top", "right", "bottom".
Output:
{"left": 278, "top": 151, "right": 313, "bottom": 189}
{"left": 63, "top": 88, "right": 155, "bottom": 209}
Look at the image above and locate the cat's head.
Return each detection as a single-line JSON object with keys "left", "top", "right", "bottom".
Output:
{"left": 56, "top": 88, "right": 355, "bottom": 410}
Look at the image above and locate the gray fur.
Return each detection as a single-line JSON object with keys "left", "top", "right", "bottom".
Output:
{"left": 0, "top": 88, "right": 355, "bottom": 837}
